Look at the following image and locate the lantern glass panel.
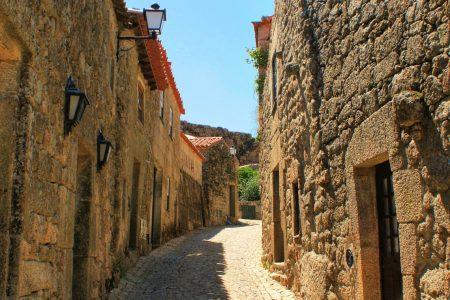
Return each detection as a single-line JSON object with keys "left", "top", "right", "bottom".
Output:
{"left": 100, "top": 143, "right": 107, "bottom": 162}
{"left": 104, "top": 145, "right": 111, "bottom": 163}
{"left": 145, "top": 10, "right": 164, "bottom": 31}
{"left": 75, "top": 97, "right": 87, "bottom": 123}
{"left": 69, "top": 94, "right": 80, "bottom": 120}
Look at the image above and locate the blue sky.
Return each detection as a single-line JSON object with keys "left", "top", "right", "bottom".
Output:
{"left": 125, "top": 1, "right": 274, "bottom": 135}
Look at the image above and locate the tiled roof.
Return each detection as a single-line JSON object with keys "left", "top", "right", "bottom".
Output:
{"left": 130, "top": 11, "right": 186, "bottom": 115}
{"left": 187, "top": 136, "right": 224, "bottom": 150}
{"left": 181, "top": 133, "right": 205, "bottom": 161}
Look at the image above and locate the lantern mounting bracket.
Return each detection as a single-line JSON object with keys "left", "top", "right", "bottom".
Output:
{"left": 116, "top": 33, "right": 157, "bottom": 60}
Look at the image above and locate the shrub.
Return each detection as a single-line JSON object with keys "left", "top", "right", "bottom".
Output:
{"left": 241, "top": 174, "right": 260, "bottom": 201}
{"left": 238, "top": 166, "right": 260, "bottom": 201}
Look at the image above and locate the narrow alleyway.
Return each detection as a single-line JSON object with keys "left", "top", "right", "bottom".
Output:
{"left": 109, "top": 221, "right": 295, "bottom": 299}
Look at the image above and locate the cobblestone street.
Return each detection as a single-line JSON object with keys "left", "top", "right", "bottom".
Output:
{"left": 109, "top": 221, "right": 296, "bottom": 299}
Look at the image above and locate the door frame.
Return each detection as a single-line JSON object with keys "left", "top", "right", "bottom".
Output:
{"left": 345, "top": 103, "right": 422, "bottom": 298}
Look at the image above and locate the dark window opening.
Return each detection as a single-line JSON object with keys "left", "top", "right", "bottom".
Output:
{"left": 293, "top": 182, "right": 301, "bottom": 236}
{"left": 159, "top": 91, "right": 165, "bottom": 122}
{"left": 129, "top": 162, "right": 140, "bottom": 250}
{"left": 166, "top": 177, "right": 170, "bottom": 211}
{"left": 271, "top": 53, "right": 279, "bottom": 113}
{"left": 169, "top": 108, "right": 174, "bottom": 138}
{"left": 138, "top": 85, "right": 144, "bottom": 124}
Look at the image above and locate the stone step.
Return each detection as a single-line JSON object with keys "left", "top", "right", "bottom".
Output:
{"left": 270, "top": 262, "right": 287, "bottom": 273}
{"left": 269, "top": 272, "right": 289, "bottom": 286}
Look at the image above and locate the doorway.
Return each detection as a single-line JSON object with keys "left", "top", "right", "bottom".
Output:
{"left": 0, "top": 16, "right": 23, "bottom": 297}
{"left": 151, "top": 167, "right": 162, "bottom": 247}
{"left": 272, "top": 169, "right": 284, "bottom": 262}
{"left": 229, "top": 185, "right": 236, "bottom": 218}
{"left": 376, "top": 162, "right": 403, "bottom": 299}
{"left": 72, "top": 148, "right": 93, "bottom": 300}
{"left": 128, "top": 161, "right": 140, "bottom": 250}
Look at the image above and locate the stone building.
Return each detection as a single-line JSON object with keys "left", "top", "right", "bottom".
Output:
{"left": 178, "top": 133, "right": 205, "bottom": 233}
{"left": 0, "top": 1, "right": 200, "bottom": 298}
{"left": 258, "top": 1, "right": 449, "bottom": 299}
{"left": 188, "top": 136, "right": 240, "bottom": 226}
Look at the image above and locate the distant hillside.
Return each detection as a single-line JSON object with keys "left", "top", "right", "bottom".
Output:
{"left": 181, "top": 121, "right": 259, "bottom": 165}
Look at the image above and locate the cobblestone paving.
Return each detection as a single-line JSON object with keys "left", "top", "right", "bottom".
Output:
{"left": 109, "top": 220, "right": 296, "bottom": 299}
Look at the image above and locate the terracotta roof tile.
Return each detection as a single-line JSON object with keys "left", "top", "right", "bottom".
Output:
{"left": 181, "top": 133, "right": 205, "bottom": 161}
{"left": 187, "top": 136, "right": 224, "bottom": 150}
{"left": 130, "top": 11, "right": 185, "bottom": 115}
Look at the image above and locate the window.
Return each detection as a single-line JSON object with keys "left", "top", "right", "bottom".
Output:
{"left": 272, "top": 52, "right": 279, "bottom": 113}
{"left": 169, "top": 108, "right": 174, "bottom": 138}
{"left": 166, "top": 176, "right": 170, "bottom": 211}
{"left": 159, "top": 90, "right": 165, "bottom": 121}
{"left": 138, "top": 84, "right": 144, "bottom": 124}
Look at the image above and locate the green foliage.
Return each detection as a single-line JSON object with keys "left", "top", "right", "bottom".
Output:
{"left": 242, "top": 174, "right": 260, "bottom": 201}
{"left": 246, "top": 48, "right": 268, "bottom": 98}
{"left": 255, "top": 74, "right": 266, "bottom": 99}
{"left": 238, "top": 166, "right": 260, "bottom": 201}
{"left": 246, "top": 48, "right": 269, "bottom": 69}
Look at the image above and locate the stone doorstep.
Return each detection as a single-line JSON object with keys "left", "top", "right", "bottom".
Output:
{"left": 269, "top": 262, "right": 290, "bottom": 287}
{"left": 269, "top": 271, "right": 289, "bottom": 287}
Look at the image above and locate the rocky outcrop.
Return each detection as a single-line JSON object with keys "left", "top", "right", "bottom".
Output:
{"left": 181, "top": 121, "right": 259, "bottom": 165}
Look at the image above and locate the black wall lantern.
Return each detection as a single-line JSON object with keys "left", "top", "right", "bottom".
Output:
{"left": 117, "top": 3, "right": 167, "bottom": 59}
{"left": 346, "top": 249, "right": 354, "bottom": 268}
{"left": 64, "top": 76, "right": 90, "bottom": 135}
{"left": 144, "top": 3, "right": 167, "bottom": 37}
{"left": 97, "top": 132, "right": 113, "bottom": 171}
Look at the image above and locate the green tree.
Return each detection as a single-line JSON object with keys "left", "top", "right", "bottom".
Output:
{"left": 238, "top": 166, "right": 260, "bottom": 201}
{"left": 241, "top": 174, "right": 260, "bottom": 201}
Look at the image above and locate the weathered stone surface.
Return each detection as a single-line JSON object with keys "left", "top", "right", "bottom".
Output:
{"left": 393, "top": 91, "right": 425, "bottom": 127}
{"left": 300, "top": 252, "right": 330, "bottom": 299}
{"left": 393, "top": 170, "right": 424, "bottom": 223}
{"left": 0, "top": 2, "right": 209, "bottom": 299}
{"left": 259, "top": 0, "right": 448, "bottom": 298}
{"left": 420, "top": 268, "right": 450, "bottom": 299}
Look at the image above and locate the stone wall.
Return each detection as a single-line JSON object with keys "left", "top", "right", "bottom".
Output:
{"left": 177, "top": 170, "right": 204, "bottom": 233}
{"left": 177, "top": 134, "right": 204, "bottom": 232}
{"left": 202, "top": 142, "right": 240, "bottom": 226}
{"left": 239, "top": 201, "right": 262, "bottom": 220}
{"left": 260, "top": 0, "right": 449, "bottom": 298}
{"left": 0, "top": 1, "right": 191, "bottom": 298}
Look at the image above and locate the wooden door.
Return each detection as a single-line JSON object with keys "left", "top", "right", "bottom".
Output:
{"left": 151, "top": 168, "right": 162, "bottom": 247}
{"left": 376, "top": 162, "right": 403, "bottom": 300}
{"left": 129, "top": 162, "right": 140, "bottom": 250}
{"left": 272, "top": 170, "right": 284, "bottom": 262}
